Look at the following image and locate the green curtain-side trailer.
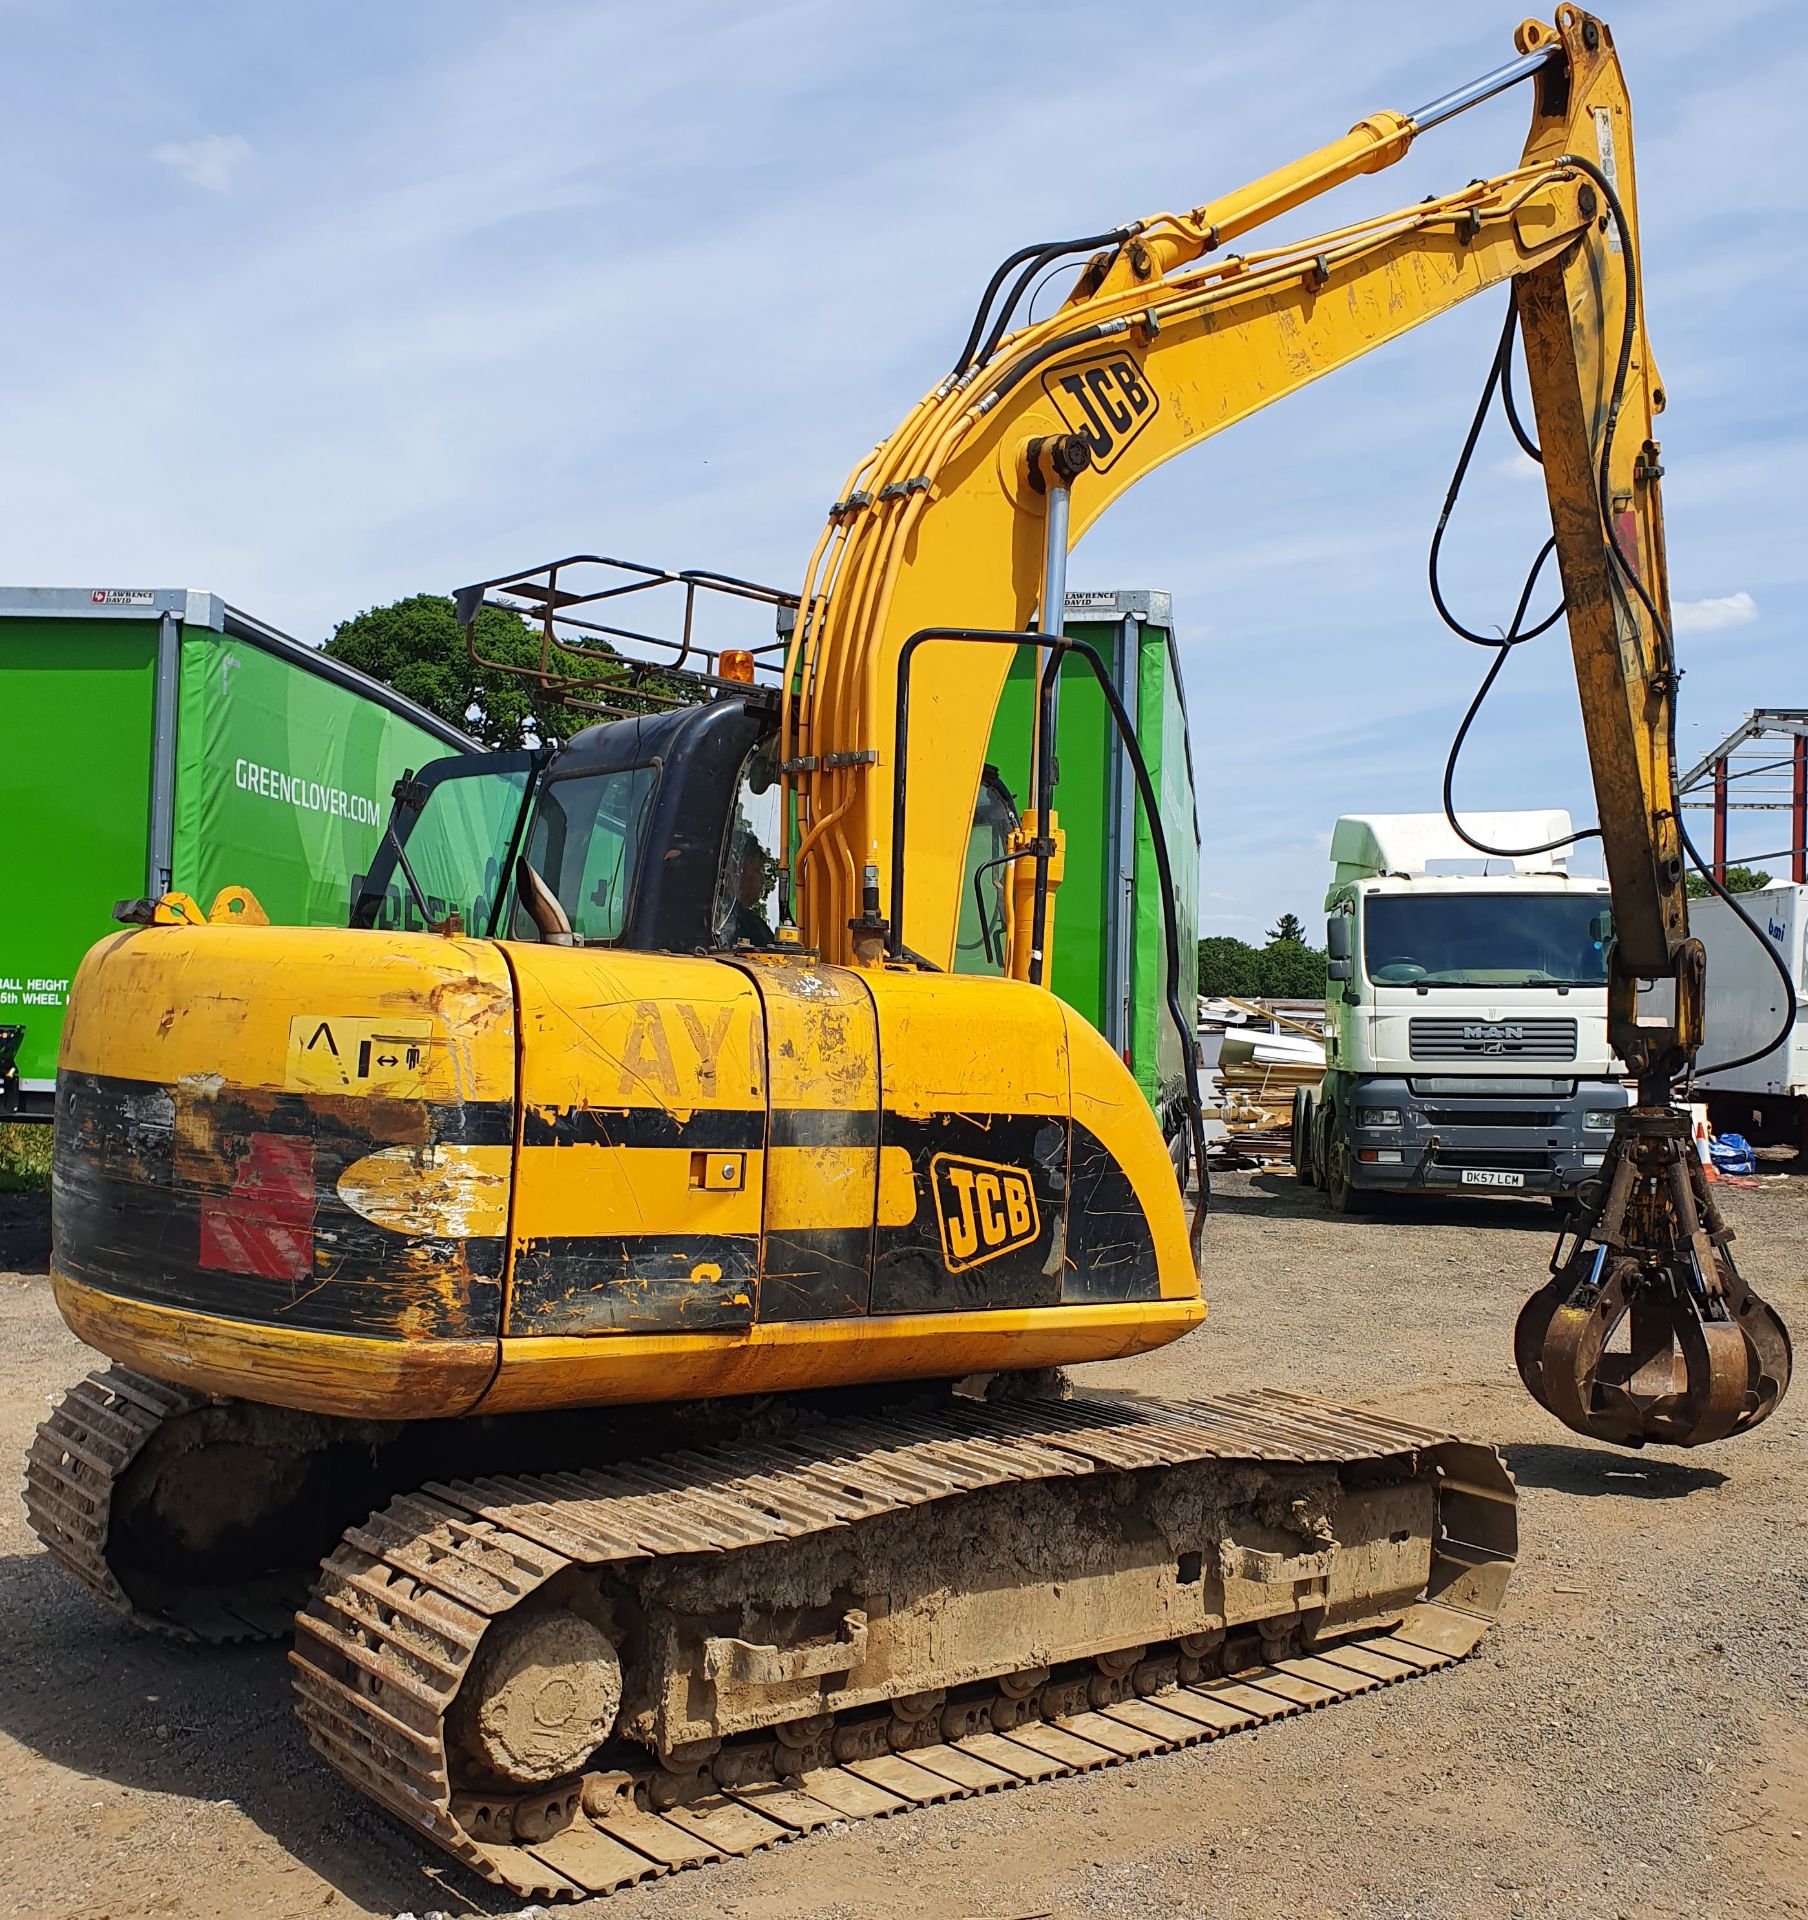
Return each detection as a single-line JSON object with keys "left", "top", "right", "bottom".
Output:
{"left": 0, "top": 587, "right": 474, "bottom": 1117}
{"left": 967, "top": 589, "right": 1200, "bottom": 1142}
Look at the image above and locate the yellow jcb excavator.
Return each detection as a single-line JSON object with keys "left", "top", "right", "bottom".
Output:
{"left": 27, "top": 10, "right": 1790, "bottom": 1901}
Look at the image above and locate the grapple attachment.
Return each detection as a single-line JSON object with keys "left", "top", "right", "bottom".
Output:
{"left": 1516, "top": 1107, "right": 1792, "bottom": 1448}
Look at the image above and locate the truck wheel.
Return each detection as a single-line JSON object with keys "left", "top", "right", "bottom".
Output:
{"left": 1326, "top": 1135, "right": 1368, "bottom": 1215}
{"left": 1292, "top": 1091, "right": 1319, "bottom": 1187}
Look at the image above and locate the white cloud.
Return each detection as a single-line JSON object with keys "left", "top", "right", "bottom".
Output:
{"left": 151, "top": 134, "right": 249, "bottom": 193}
{"left": 1673, "top": 591, "right": 1757, "bottom": 634}
{"left": 1493, "top": 451, "right": 1542, "bottom": 483}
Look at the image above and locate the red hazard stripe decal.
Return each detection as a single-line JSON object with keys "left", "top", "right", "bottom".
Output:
{"left": 1614, "top": 508, "right": 1643, "bottom": 584}
{"left": 199, "top": 1132, "right": 317, "bottom": 1282}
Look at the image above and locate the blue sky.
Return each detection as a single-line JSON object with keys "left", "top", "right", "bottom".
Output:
{"left": 3, "top": 0, "right": 1801, "bottom": 935}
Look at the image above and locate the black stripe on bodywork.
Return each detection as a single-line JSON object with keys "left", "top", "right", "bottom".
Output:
{"left": 53, "top": 1069, "right": 508, "bottom": 1340}
{"left": 509, "top": 1234, "right": 758, "bottom": 1334}
{"left": 519, "top": 1107, "right": 875, "bottom": 1152}
{"left": 870, "top": 1111, "right": 1069, "bottom": 1315}
{"left": 522, "top": 1106, "right": 764, "bottom": 1151}
{"left": 770, "top": 1108, "right": 881, "bottom": 1150}
{"left": 1062, "top": 1124, "right": 1162, "bottom": 1302}
{"left": 760, "top": 1226, "right": 872, "bottom": 1322}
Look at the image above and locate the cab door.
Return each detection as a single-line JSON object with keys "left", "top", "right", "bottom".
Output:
{"left": 504, "top": 947, "right": 767, "bottom": 1335}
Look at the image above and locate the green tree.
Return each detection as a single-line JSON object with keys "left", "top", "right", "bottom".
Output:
{"left": 1253, "top": 939, "right": 1328, "bottom": 999}
{"left": 1267, "top": 911, "right": 1307, "bottom": 945}
{"left": 1685, "top": 864, "right": 1771, "bottom": 899}
{"left": 1197, "top": 931, "right": 1330, "bottom": 1001}
{"left": 324, "top": 594, "right": 604, "bottom": 749}
{"left": 1196, "top": 935, "right": 1263, "bottom": 998}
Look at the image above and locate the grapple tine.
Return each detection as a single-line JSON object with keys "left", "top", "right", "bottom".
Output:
{"left": 1540, "top": 1260, "right": 1634, "bottom": 1438}
{"left": 1661, "top": 1302, "right": 1750, "bottom": 1447}
{"left": 1725, "top": 1268, "right": 1794, "bottom": 1423}
{"left": 1511, "top": 1275, "right": 1568, "bottom": 1414}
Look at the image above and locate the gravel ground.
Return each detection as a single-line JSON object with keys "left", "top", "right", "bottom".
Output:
{"left": 0, "top": 1167, "right": 1802, "bottom": 1920}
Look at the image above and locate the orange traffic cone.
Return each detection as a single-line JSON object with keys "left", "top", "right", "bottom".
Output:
{"left": 1687, "top": 1101, "right": 1717, "bottom": 1182}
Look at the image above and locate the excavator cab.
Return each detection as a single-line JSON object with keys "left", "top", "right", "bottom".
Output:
{"left": 349, "top": 692, "right": 779, "bottom": 957}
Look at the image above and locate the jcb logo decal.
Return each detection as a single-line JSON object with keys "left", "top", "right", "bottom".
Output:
{"left": 931, "top": 1153, "right": 1039, "bottom": 1273}
{"left": 1042, "top": 352, "right": 1156, "bottom": 472}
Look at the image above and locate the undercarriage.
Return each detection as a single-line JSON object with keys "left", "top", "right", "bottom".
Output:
{"left": 285, "top": 1387, "right": 1514, "bottom": 1900}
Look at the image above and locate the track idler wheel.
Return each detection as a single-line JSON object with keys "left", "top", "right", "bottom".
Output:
{"left": 453, "top": 1608, "right": 624, "bottom": 1786}
{"left": 1515, "top": 1106, "right": 1792, "bottom": 1448}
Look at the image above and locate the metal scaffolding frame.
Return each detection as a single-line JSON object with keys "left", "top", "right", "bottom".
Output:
{"left": 1678, "top": 709, "right": 1808, "bottom": 885}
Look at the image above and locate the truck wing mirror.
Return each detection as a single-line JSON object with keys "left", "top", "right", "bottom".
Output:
{"left": 1325, "top": 915, "right": 1351, "bottom": 962}
{"left": 1327, "top": 956, "right": 1353, "bottom": 982}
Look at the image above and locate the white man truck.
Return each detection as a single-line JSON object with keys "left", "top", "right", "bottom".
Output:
{"left": 1292, "top": 811, "right": 1631, "bottom": 1211}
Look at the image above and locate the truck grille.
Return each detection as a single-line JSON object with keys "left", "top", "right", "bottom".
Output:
{"left": 1421, "top": 1108, "right": 1560, "bottom": 1129}
{"left": 1409, "top": 1017, "right": 1576, "bottom": 1061}
{"left": 1432, "top": 1146, "right": 1552, "bottom": 1170}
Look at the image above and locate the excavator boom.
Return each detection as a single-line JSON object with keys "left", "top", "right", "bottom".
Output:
{"left": 781, "top": 17, "right": 1681, "bottom": 998}
{"left": 770, "top": 7, "right": 1786, "bottom": 1447}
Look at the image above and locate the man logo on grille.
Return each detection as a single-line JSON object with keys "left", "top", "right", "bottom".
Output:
{"left": 931, "top": 1153, "right": 1040, "bottom": 1273}
{"left": 1462, "top": 1024, "right": 1525, "bottom": 1047}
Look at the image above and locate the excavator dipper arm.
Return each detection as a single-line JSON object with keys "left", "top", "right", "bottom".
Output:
{"left": 783, "top": 7, "right": 1789, "bottom": 1446}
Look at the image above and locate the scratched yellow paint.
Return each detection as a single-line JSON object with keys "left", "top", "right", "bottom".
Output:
{"left": 59, "top": 924, "right": 516, "bottom": 1103}
{"left": 511, "top": 946, "right": 766, "bottom": 1112}
{"left": 507, "top": 946, "right": 767, "bottom": 1326}
{"left": 765, "top": 1146, "right": 918, "bottom": 1232}
{"left": 52, "top": 1263, "right": 1201, "bottom": 1420}
{"left": 736, "top": 952, "right": 889, "bottom": 1247}
{"left": 865, "top": 967, "right": 1069, "bottom": 1118}
{"left": 336, "top": 1143, "right": 512, "bottom": 1238}
{"left": 511, "top": 1145, "right": 764, "bottom": 1239}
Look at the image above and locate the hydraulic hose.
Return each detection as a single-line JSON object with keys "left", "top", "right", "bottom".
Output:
{"left": 1429, "top": 156, "right": 1798, "bottom": 1079}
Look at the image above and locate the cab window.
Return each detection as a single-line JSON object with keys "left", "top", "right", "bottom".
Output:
{"left": 953, "top": 766, "right": 1020, "bottom": 976}
{"left": 514, "top": 764, "right": 658, "bottom": 944}
{"left": 712, "top": 743, "right": 782, "bottom": 949}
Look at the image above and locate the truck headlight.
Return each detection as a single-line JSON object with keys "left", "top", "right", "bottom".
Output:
{"left": 1583, "top": 1109, "right": 1618, "bottom": 1133}
{"left": 1356, "top": 1108, "right": 1401, "bottom": 1128}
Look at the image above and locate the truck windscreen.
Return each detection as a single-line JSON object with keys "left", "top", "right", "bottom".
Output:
{"left": 1364, "top": 894, "right": 1611, "bottom": 988}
